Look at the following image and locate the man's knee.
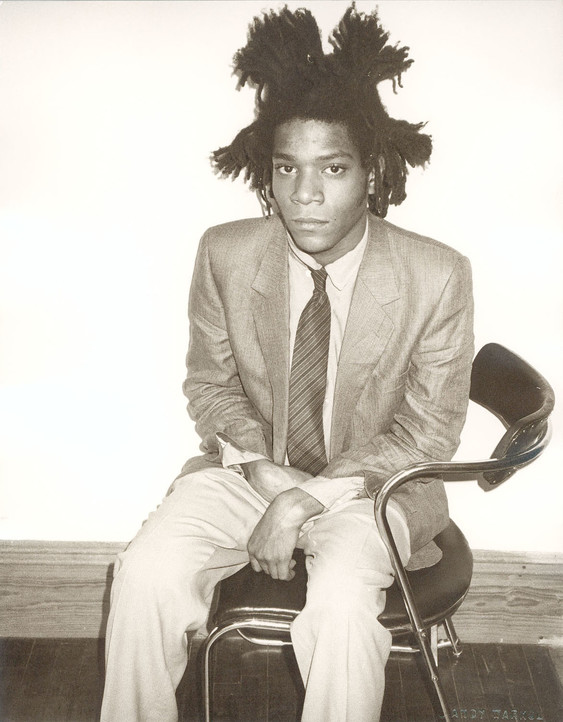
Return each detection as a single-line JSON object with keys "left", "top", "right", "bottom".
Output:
{"left": 307, "top": 575, "right": 389, "bottom": 619}
{"left": 112, "top": 543, "right": 212, "bottom": 629}
{"left": 115, "top": 544, "right": 175, "bottom": 593}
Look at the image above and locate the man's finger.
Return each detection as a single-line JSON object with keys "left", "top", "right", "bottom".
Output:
{"left": 268, "top": 565, "right": 280, "bottom": 580}
{"left": 274, "top": 560, "right": 294, "bottom": 581}
{"left": 249, "top": 557, "right": 262, "bottom": 573}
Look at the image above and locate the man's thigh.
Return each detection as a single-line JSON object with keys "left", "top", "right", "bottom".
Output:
{"left": 121, "top": 467, "right": 269, "bottom": 574}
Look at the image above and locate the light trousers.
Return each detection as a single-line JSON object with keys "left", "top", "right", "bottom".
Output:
{"left": 100, "top": 468, "right": 410, "bottom": 722}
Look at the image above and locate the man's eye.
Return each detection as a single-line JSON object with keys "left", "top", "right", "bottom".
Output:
{"left": 276, "top": 165, "right": 296, "bottom": 175}
{"left": 325, "top": 164, "right": 345, "bottom": 175}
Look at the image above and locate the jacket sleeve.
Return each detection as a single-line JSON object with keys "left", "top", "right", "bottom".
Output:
{"left": 318, "top": 254, "right": 475, "bottom": 500}
{"left": 183, "top": 231, "right": 272, "bottom": 461}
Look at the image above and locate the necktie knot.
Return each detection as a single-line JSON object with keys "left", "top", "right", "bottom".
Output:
{"left": 311, "top": 267, "right": 327, "bottom": 294}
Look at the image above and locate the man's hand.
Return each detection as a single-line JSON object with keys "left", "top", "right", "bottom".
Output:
{"left": 247, "top": 487, "right": 324, "bottom": 580}
{"left": 241, "top": 459, "right": 312, "bottom": 502}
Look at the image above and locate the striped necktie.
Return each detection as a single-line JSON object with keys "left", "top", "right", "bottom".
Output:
{"left": 287, "top": 267, "right": 331, "bottom": 475}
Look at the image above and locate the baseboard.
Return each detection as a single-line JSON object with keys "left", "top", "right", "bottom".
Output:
{"left": 1, "top": 540, "right": 561, "bottom": 644}
{"left": 0, "top": 540, "right": 123, "bottom": 639}
{"left": 453, "top": 550, "right": 563, "bottom": 646}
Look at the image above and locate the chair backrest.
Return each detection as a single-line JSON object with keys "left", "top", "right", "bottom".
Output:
{"left": 469, "top": 343, "right": 555, "bottom": 489}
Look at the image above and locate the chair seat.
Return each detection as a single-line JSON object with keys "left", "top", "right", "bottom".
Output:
{"left": 381, "top": 520, "right": 473, "bottom": 632}
{"left": 213, "top": 520, "right": 473, "bottom": 636}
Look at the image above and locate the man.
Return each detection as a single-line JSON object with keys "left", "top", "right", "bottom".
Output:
{"left": 101, "top": 5, "right": 474, "bottom": 721}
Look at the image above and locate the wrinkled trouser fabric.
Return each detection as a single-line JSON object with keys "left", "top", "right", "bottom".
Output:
{"left": 100, "top": 468, "right": 410, "bottom": 722}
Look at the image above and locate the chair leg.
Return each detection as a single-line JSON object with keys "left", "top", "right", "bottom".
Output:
{"left": 203, "top": 625, "right": 233, "bottom": 722}
{"left": 443, "top": 616, "right": 463, "bottom": 658}
{"left": 202, "top": 632, "right": 215, "bottom": 722}
{"left": 202, "top": 619, "right": 294, "bottom": 722}
{"left": 430, "top": 624, "right": 438, "bottom": 666}
{"left": 413, "top": 626, "right": 452, "bottom": 722}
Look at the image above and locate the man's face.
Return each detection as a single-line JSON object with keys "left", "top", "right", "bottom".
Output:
{"left": 271, "top": 119, "right": 372, "bottom": 266}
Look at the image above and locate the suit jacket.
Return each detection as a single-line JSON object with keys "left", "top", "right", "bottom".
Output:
{"left": 181, "top": 213, "right": 474, "bottom": 570}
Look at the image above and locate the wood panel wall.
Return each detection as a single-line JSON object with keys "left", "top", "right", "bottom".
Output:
{"left": 0, "top": 541, "right": 561, "bottom": 645}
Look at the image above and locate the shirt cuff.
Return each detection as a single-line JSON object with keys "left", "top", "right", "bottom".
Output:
{"left": 297, "top": 475, "right": 365, "bottom": 510}
{"left": 215, "top": 433, "right": 268, "bottom": 474}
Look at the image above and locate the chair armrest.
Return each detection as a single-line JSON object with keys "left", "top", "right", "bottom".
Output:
{"left": 373, "top": 418, "right": 551, "bottom": 632}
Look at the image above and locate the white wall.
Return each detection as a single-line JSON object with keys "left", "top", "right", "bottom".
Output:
{"left": 0, "top": 1, "right": 561, "bottom": 552}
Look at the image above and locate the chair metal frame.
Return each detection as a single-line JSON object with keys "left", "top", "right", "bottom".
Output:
{"left": 202, "top": 343, "right": 555, "bottom": 722}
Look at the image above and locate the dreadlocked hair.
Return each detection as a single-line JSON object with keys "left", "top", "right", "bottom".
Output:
{"left": 211, "top": 3, "right": 432, "bottom": 218}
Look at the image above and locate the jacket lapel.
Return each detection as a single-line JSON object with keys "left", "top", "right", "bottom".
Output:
{"left": 330, "top": 216, "right": 400, "bottom": 457}
{"left": 251, "top": 219, "right": 290, "bottom": 464}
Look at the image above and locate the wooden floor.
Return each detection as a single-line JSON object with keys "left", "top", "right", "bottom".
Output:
{"left": 1, "top": 636, "right": 562, "bottom": 722}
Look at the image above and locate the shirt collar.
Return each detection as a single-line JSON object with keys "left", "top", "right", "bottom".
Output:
{"left": 287, "top": 220, "right": 369, "bottom": 291}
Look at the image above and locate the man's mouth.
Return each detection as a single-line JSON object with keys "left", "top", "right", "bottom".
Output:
{"left": 292, "top": 218, "right": 329, "bottom": 228}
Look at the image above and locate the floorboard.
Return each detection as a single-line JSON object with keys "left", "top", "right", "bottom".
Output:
{"left": 524, "top": 645, "right": 563, "bottom": 722}
{"left": 1, "top": 637, "right": 561, "bottom": 721}
{"left": 449, "top": 644, "right": 491, "bottom": 721}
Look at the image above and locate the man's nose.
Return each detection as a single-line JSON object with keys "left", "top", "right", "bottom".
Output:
{"left": 291, "top": 172, "right": 323, "bottom": 204}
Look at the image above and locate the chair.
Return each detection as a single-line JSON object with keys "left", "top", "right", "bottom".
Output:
{"left": 201, "top": 343, "right": 555, "bottom": 722}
